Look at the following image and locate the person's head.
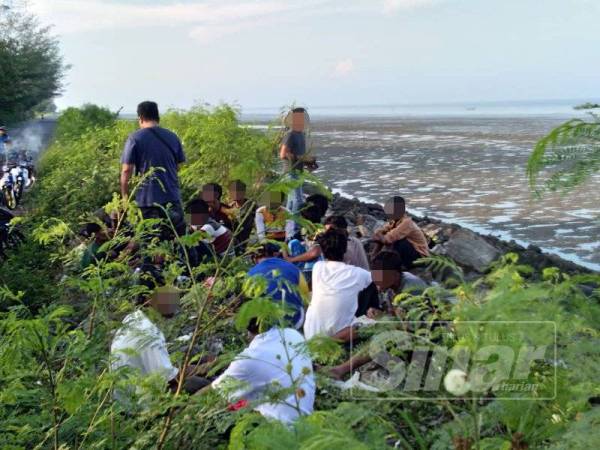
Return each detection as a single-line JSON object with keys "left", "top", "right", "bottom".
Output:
{"left": 384, "top": 196, "right": 406, "bottom": 221}
{"left": 135, "top": 267, "right": 179, "bottom": 318}
{"left": 150, "top": 286, "right": 181, "bottom": 318}
{"left": 371, "top": 251, "right": 404, "bottom": 292}
{"left": 252, "top": 242, "right": 281, "bottom": 263}
{"left": 317, "top": 228, "right": 348, "bottom": 262}
{"left": 265, "top": 191, "right": 284, "bottom": 210}
{"left": 324, "top": 215, "right": 348, "bottom": 233}
{"left": 229, "top": 179, "right": 246, "bottom": 203}
{"left": 83, "top": 209, "right": 113, "bottom": 243}
{"left": 304, "top": 194, "right": 329, "bottom": 221}
{"left": 201, "top": 183, "right": 223, "bottom": 210}
{"left": 84, "top": 223, "right": 110, "bottom": 244}
{"left": 301, "top": 203, "right": 323, "bottom": 224}
{"left": 246, "top": 317, "right": 260, "bottom": 339}
{"left": 137, "top": 101, "right": 160, "bottom": 127}
{"left": 291, "top": 107, "right": 306, "bottom": 132}
{"left": 0, "top": 126, "right": 6, "bottom": 136}
{"left": 186, "top": 198, "right": 210, "bottom": 227}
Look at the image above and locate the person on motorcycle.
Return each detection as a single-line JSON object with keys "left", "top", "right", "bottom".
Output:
{"left": 0, "top": 163, "right": 16, "bottom": 209}
{"left": 9, "top": 157, "right": 27, "bottom": 201}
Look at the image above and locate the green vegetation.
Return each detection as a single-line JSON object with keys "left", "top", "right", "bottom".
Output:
{"left": 527, "top": 116, "right": 600, "bottom": 194}
{"left": 573, "top": 102, "right": 600, "bottom": 111}
{"left": 1, "top": 106, "right": 599, "bottom": 449}
{"left": 0, "top": 5, "right": 68, "bottom": 124}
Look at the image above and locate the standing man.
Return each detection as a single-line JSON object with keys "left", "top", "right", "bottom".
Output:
{"left": 0, "top": 126, "right": 10, "bottom": 156}
{"left": 120, "top": 101, "right": 187, "bottom": 238}
{"left": 279, "top": 107, "right": 307, "bottom": 217}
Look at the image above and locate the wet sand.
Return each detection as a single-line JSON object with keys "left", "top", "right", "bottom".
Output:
{"left": 303, "top": 116, "right": 600, "bottom": 270}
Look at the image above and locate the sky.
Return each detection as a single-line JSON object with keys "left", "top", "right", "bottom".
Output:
{"left": 27, "top": 0, "right": 600, "bottom": 112}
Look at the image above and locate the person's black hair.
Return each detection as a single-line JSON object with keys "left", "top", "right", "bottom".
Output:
{"left": 292, "top": 107, "right": 306, "bottom": 114}
{"left": 371, "top": 251, "right": 403, "bottom": 272}
{"left": 137, "top": 101, "right": 160, "bottom": 122}
{"left": 254, "top": 243, "right": 281, "bottom": 258}
{"left": 301, "top": 203, "right": 323, "bottom": 224}
{"left": 324, "top": 215, "right": 348, "bottom": 229}
{"left": 306, "top": 194, "right": 329, "bottom": 218}
{"left": 247, "top": 317, "right": 260, "bottom": 335}
{"left": 84, "top": 222, "right": 102, "bottom": 237}
{"left": 387, "top": 196, "right": 405, "bottom": 207}
{"left": 202, "top": 182, "right": 223, "bottom": 199}
{"left": 317, "top": 228, "right": 348, "bottom": 262}
{"left": 229, "top": 179, "right": 246, "bottom": 191}
{"left": 81, "top": 209, "right": 112, "bottom": 237}
{"left": 187, "top": 198, "right": 210, "bottom": 214}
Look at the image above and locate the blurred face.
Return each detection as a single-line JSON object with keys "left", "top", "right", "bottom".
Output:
{"left": 230, "top": 185, "right": 246, "bottom": 203}
{"left": 372, "top": 269, "right": 401, "bottom": 291}
{"left": 292, "top": 112, "right": 305, "bottom": 132}
{"left": 95, "top": 229, "right": 111, "bottom": 244}
{"left": 151, "top": 287, "right": 180, "bottom": 318}
{"left": 384, "top": 200, "right": 405, "bottom": 221}
{"left": 190, "top": 212, "right": 209, "bottom": 228}
{"left": 202, "top": 187, "right": 219, "bottom": 209}
{"left": 267, "top": 192, "right": 283, "bottom": 210}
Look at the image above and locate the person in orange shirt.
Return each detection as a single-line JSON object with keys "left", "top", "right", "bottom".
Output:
{"left": 372, "top": 196, "right": 429, "bottom": 269}
{"left": 255, "top": 191, "right": 295, "bottom": 242}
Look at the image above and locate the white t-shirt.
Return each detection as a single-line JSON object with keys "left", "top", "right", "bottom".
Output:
{"left": 110, "top": 310, "right": 178, "bottom": 383}
{"left": 212, "top": 327, "right": 315, "bottom": 423}
{"left": 304, "top": 260, "right": 372, "bottom": 339}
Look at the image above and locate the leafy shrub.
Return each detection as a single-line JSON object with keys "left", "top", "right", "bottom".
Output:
{"left": 1, "top": 105, "right": 599, "bottom": 449}
{"left": 54, "top": 104, "right": 117, "bottom": 140}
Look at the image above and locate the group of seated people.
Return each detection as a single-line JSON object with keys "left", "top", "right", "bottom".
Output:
{"left": 95, "top": 187, "right": 431, "bottom": 423}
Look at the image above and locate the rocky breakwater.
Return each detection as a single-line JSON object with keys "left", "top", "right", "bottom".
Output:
{"left": 328, "top": 194, "right": 593, "bottom": 279}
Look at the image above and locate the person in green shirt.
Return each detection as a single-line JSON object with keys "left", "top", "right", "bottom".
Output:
{"left": 80, "top": 214, "right": 113, "bottom": 269}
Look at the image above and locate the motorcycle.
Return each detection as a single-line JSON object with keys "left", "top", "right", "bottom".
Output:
{"left": 10, "top": 163, "right": 28, "bottom": 203}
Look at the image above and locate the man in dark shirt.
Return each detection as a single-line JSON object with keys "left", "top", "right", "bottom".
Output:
{"left": 226, "top": 179, "right": 256, "bottom": 253}
{"left": 201, "top": 183, "right": 234, "bottom": 230}
{"left": 120, "top": 101, "right": 186, "bottom": 238}
{"left": 279, "top": 107, "right": 307, "bottom": 216}
{"left": 0, "top": 126, "right": 10, "bottom": 154}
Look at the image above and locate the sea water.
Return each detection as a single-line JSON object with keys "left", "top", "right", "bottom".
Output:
{"left": 242, "top": 102, "right": 600, "bottom": 270}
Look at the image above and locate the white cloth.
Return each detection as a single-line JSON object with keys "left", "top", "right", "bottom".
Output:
{"left": 303, "top": 261, "right": 372, "bottom": 339}
{"left": 110, "top": 310, "right": 178, "bottom": 382}
{"left": 198, "top": 222, "right": 228, "bottom": 243}
{"left": 212, "top": 327, "right": 315, "bottom": 423}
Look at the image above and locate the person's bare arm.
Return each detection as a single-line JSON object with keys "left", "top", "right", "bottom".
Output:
{"left": 285, "top": 245, "right": 322, "bottom": 263}
{"left": 332, "top": 326, "right": 356, "bottom": 343}
{"left": 279, "top": 144, "right": 291, "bottom": 160}
{"left": 120, "top": 164, "right": 134, "bottom": 200}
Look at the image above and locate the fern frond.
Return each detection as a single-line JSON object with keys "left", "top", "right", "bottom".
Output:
{"left": 527, "top": 119, "right": 600, "bottom": 193}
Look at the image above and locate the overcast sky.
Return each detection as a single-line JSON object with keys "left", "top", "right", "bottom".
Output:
{"left": 29, "top": 0, "right": 600, "bottom": 112}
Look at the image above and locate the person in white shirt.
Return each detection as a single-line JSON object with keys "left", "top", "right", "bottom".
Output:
{"left": 212, "top": 319, "right": 315, "bottom": 423}
{"left": 303, "top": 228, "right": 372, "bottom": 341}
{"left": 187, "top": 199, "right": 233, "bottom": 257}
{"left": 110, "top": 283, "right": 209, "bottom": 405}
